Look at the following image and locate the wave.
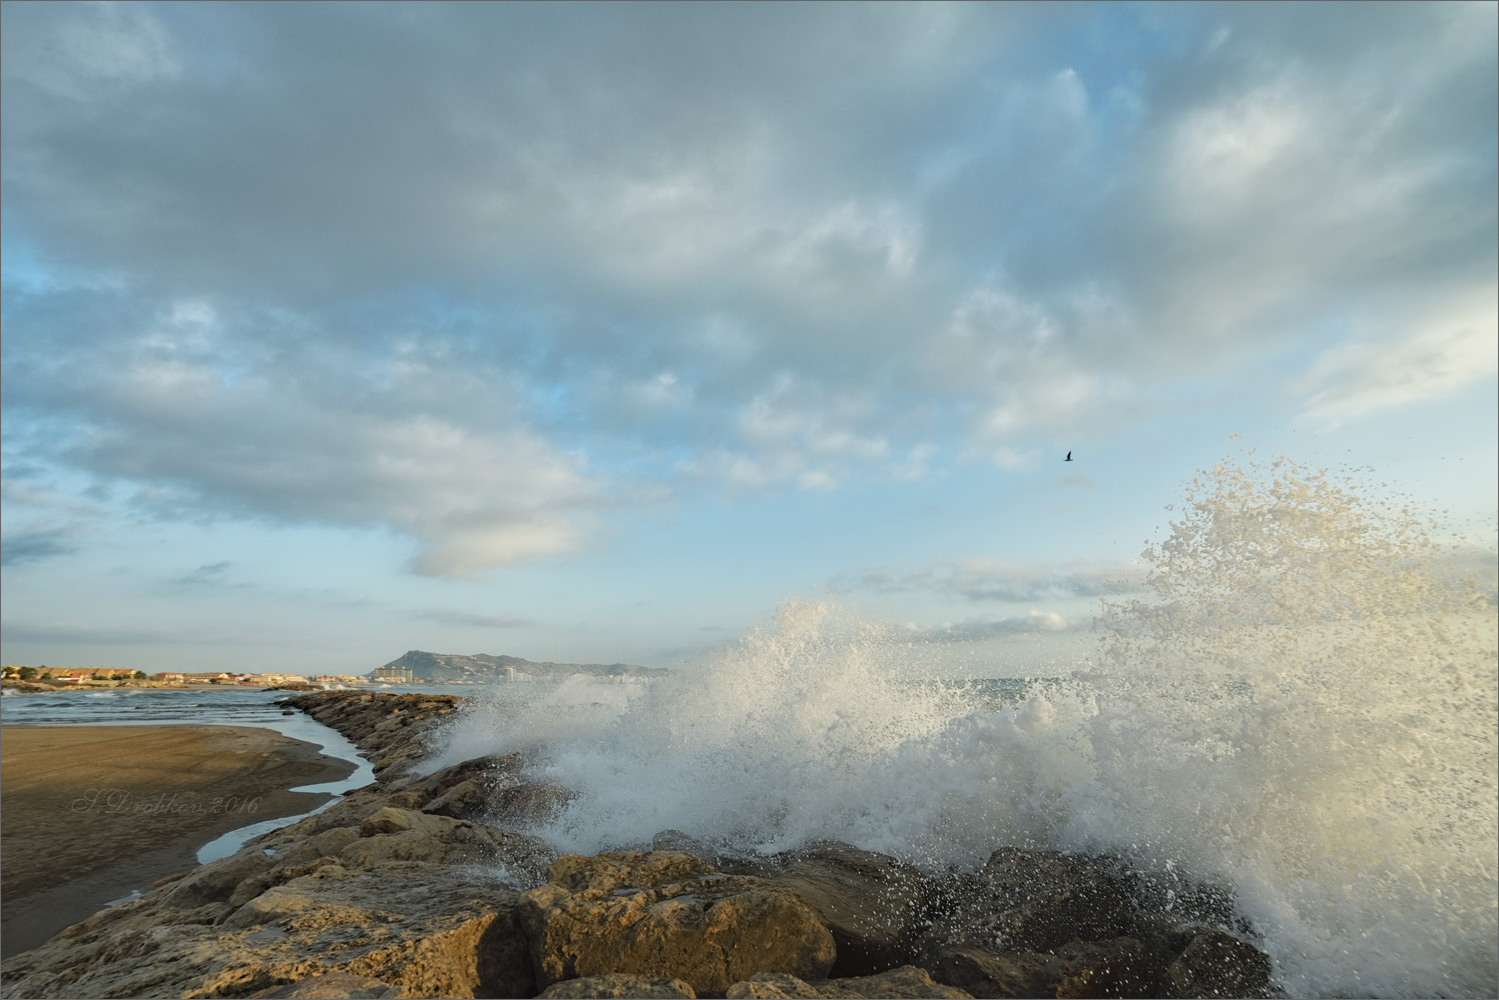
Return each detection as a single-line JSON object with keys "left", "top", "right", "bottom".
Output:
{"left": 442, "top": 456, "right": 1497, "bottom": 997}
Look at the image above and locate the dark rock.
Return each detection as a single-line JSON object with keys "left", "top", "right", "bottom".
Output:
{"left": 932, "top": 938, "right": 1154, "bottom": 999}
{"left": 537, "top": 973, "right": 698, "bottom": 998}
{"left": 726, "top": 966, "right": 973, "bottom": 999}
{"left": 518, "top": 851, "right": 837, "bottom": 996}
{"left": 919, "top": 849, "right": 1133, "bottom": 957}
{"left": 1166, "top": 928, "right": 1273, "bottom": 998}
{"left": 933, "top": 945, "right": 1062, "bottom": 999}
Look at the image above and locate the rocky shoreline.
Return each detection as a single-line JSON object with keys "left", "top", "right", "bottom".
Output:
{"left": 0, "top": 692, "right": 1277, "bottom": 999}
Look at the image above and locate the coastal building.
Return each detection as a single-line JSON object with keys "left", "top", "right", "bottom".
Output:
{"left": 371, "top": 666, "right": 414, "bottom": 684}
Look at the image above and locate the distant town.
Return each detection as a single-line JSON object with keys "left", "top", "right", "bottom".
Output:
{"left": 0, "top": 664, "right": 396, "bottom": 687}
{"left": 2, "top": 651, "right": 664, "bottom": 690}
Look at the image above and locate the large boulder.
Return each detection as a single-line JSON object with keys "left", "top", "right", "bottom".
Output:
{"left": 765, "top": 842, "right": 929, "bottom": 977}
{"left": 0, "top": 800, "right": 553, "bottom": 1000}
{"left": 919, "top": 849, "right": 1133, "bottom": 958}
{"left": 518, "top": 851, "right": 837, "bottom": 996}
{"left": 1, "top": 859, "right": 535, "bottom": 999}
{"left": 1165, "top": 927, "right": 1273, "bottom": 998}
{"left": 933, "top": 938, "right": 1155, "bottom": 999}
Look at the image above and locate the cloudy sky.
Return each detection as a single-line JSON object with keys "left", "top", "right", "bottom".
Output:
{"left": 3, "top": 1, "right": 1495, "bottom": 675}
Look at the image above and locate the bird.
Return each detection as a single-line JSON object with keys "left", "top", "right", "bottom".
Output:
{"left": 1065, "top": 451, "right": 1073, "bottom": 462}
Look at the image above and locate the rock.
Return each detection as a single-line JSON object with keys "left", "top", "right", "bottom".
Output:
{"left": 337, "top": 810, "right": 553, "bottom": 882}
{"left": 932, "top": 935, "right": 1202, "bottom": 999}
{"left": 537, "top": 973, "right": 699, "bottom": 998}
{"left": 2, "top": 856, "right": 540, "bottom": 998}
{"left": 422, "top": 777, "right": 489, "bottom": 819}
{"left": 157, "top": 844, "right": 277, "bottom": 912}
{"left": 919, "top": 849, "right": 1133, "bottom": 957}
{"left": 726, "top": 966, "right": 973, "bottom": 999}
{"left": 933, "top": 945, "right": 1063, "bottom": 999}
{"left": 519, "top": 851, "right": 837, "bottom": 996}
{"left": 1051, "top": 938, "right": 1154, "bottom": 998}
{"left": 248, "top": 972, "right": 398, "bottom": 998}
{"left": 652, "top": 829, "right": 713, "bottom": 856}
{"left": 767, "top": 841, "right": 928, "bottom": 977}
{"left": 489, "top": 781, "right": 576, "bottom": 826}
{"left": 1166, "top": 928, "right": 1273, "bottom": 998}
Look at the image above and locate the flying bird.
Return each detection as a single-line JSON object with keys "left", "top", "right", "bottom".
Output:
{"left": 1065, "top": 451, "right": 1073, "bottom": 462}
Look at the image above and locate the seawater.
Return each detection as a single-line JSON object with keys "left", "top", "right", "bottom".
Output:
{"left": 438, "top": 457, "right": 1498, "bottom": 999}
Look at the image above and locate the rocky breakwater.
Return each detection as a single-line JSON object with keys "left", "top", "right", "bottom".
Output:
{"left": 272, "top": 691, "right": 466, "bottom": 781}
{"left": 1, "top": 691, "right": 1277, "bottom": 999}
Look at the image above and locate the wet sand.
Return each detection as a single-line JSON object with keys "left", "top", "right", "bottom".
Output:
{"left": 0, "top": 725, "right": 355, "bottom": 958}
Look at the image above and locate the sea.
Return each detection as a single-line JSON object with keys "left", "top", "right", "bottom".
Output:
{"left": 2, "top": 459, "right": 1495, "bottom": 998}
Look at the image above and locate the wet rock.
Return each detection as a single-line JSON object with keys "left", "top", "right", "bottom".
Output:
{"left": 537, "top": 973, "right": 699, "bottom": 998}
{"left": 726, "top": 966, "right": 972, "bottom": 999}
{"left": 490, "top": 781, "right": 577, "bottom": 826}
{"left": 767, "top": 842, "right": 929, "bottom": 977}
{"left": 652, "top": 829, "right": 714, "bottom": 856}
{"left": 932, "top": 937, "right": 1154, "bottom": 999}
{"left": 920, "top": 849, "right": 1133, "bottom": 957}
{"left": 932, "top": 945, "right": 1062, "bottom": 999}
{"left": 519, "top": 851, "right": 837, "bottom": 996}
{"left": 1166, "top": 927, "right": 1273, "bottom": 998}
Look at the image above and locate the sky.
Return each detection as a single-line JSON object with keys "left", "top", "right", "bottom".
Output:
{"left": 2, "top": 1, "right": 1495, "bottom": 676}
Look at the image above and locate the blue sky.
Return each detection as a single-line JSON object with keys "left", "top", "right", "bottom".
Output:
{"left": 2, "top": 1, "right": 1495, "bottom": 675}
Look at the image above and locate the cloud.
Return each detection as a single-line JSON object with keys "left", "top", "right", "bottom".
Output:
{"left": 2, "top": 293, "right": 606, "bottom": 578}
{"left": 0, "top": 527, "right": 79, "bottom": 567}
{"left": 173, "top": 561, "right": 238, "bottom": 587}
{"left": 1297, "top": 292, "right": 1499, "bottom": 425}
{"left": 835, "top": 559, "right": 1141, "bottom": 603}
{"left": 0, "top": 2, "right": 179, "bottom": 101}
{"left": 0, "top": 621, "right": 171, "bottom": 645}
{"left": 903, "top": 610, "right": 1072, "bottom": 643}
{"left": 1, "top": 2, "right": 1493, "bottom": 562}
{"left": 413, "top": 609, "right": 533, "bottom": 629}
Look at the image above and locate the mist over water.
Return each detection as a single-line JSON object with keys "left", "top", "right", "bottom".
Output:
{"left": 443, "top": 457, "right": 1498, "bottom": 998}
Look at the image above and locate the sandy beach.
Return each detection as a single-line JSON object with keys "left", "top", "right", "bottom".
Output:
{"left": 0, "top": 725, "right": 355, "bottom": 958}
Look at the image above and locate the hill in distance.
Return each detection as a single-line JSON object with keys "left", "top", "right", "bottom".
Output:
{"left": 376, "top": 650, "right": 666, "bottom": 683}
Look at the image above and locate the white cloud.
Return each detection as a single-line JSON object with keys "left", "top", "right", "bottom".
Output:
{"left": 903, "top": 610, "right": 1072, "bottom": 643}
{"left": 1298, "top": 292, "right": 1499, "bottom": 425}
{"left": 835, "top": 558, "right": 1141, "bottom": 602}
{"left": 15, "top": 302, "right": 607, "bottom": 579}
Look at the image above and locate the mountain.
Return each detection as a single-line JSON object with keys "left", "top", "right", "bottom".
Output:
{"left": 375, "top": 650, "right": 666, "bottom": 683}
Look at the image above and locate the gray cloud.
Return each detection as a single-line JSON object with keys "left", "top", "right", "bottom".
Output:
{"left": 0, "top": 527, "right": 79, "bottom": 567}
{"left": 0, "top": 621, "right": 171, "bottom": 645}
{"left": 414, "top": 609, "right": 533, "bottom": 630}
{"left": 2, "top": 3, "right": 1492, "bottom": 571}
{"left": 176, "top": 561, "right": 232, "bottom": 586}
